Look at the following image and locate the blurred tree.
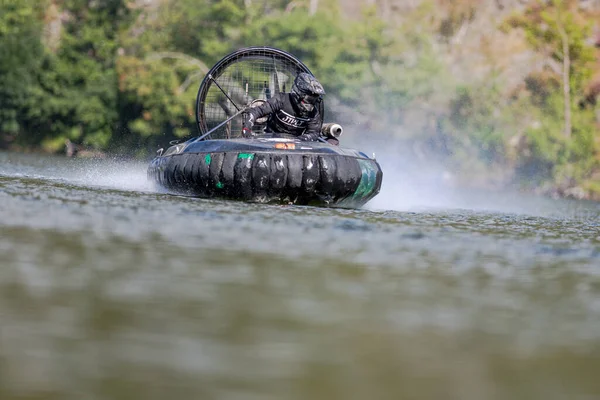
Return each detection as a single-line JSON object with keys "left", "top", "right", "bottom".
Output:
{"left": 506, "top": 0, "right": 596, "bottom": 139}
{"left": 115, "top": 0, "right": 248, "bottom": 153}
{"left": 504, "top": 0, "right": 598, "bottom": 191}
{"left": 0, "top": 0, "right": 44, "bottom": 147}
{"left": 16, "top": 0, "right": 137, "bottom": 152}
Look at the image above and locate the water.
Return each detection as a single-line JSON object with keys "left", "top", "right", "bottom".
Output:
{"left": 1, "top": 150, "right": 600, "bottom": 400}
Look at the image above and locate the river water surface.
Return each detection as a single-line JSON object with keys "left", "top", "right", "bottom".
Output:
{"left": 1, "top": 150, "right": 600, "bottom": 400}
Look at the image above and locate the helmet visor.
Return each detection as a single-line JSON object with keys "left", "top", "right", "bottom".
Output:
{"left": 301, "top": 93, "right": 322, "bottom": 105}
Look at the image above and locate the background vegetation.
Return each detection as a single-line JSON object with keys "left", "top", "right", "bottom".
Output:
{"left": 1, "top": 0, "right": 599, "bottom": 199}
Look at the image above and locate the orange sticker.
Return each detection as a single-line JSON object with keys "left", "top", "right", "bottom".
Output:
{"left": 274, "top": 143, "right": 296, "bottom": 150}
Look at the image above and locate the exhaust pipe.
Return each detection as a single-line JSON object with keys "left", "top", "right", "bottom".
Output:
{"left": 321, "top": 123, "right": 343, "bottom": 138}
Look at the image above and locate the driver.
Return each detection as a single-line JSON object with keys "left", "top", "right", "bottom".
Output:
{"left": 241, "top": 73, "right": 338, "bottom": 144}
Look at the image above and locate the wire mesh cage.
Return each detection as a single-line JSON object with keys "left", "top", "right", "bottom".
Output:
{"left": 195, "top": 47, "right": 315, "bottom": 140}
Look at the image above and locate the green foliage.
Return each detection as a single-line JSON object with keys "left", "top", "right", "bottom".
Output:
{"left": 505, "top": 0, "right": 596, "bottom": 108}
{"left": 238, "top": 8, "right": 342, "bottom": 84}
{"left": 514, "top": 92, "right": 598, "bottom": 187}
{"left": 517, "top": 109, "right": 566, "bottom": 185}
{"left": 154, "top": 0, "right": 246, "bottom": 63}
{"left": 567, "top": 108, "right": 599, "bottom": 179}
{"left": 1, "top": 0, "right": 138, "bottom": 152}
{"left": 0, "top": 0, "right": 44, "bottom": 137}
{"left": 503, "top": 0, "right": 599, "bottom": 190}
{"left": 112, "top": 0, "right": 249, "bottom": 153}
{"left": 438, "top": 82, "right": 514, "bottom": 172}
{"left": 117, "top": 55, "right": 197, "bottom": 145}
{"left": 0, "top": 0, "right": 38, "bottom": 35}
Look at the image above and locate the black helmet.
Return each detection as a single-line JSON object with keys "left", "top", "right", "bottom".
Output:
{"left": 291, "top": 72, "right": 325, "bottom": 112}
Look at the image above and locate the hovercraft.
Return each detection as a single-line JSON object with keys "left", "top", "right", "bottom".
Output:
{"left": 147, "top": 47, "right": 382, "bottom": 208}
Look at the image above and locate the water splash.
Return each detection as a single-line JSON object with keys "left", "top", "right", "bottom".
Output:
{"left": 0, "top": 151, "right": 154, "bottom": 193}
{"left": 66, "top": 157, "right": 155, "bottom": 192}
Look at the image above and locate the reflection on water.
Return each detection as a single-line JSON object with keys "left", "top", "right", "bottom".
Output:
{"left": 1, "top": 151, "right": 600, "bottom": 399}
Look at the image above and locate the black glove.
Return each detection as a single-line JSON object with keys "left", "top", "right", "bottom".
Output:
{"left": 298, "top": 132, "right": 319, "bottom": 141}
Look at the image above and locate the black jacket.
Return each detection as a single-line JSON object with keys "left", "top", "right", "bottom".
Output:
{"left": 245, "top": 93, "right": 323, "bottom": 140}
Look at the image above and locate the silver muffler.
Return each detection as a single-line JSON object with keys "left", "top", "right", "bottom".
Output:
{"left": 321, "top": 123, "right": 343, "bottom": 138}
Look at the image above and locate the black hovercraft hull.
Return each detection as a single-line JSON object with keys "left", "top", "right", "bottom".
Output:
{"left": 147, "top": 137, "right": 382, "bottom": 208}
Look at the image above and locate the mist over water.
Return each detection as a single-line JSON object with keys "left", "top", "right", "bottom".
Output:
{"left": 346, "top": 131, "right": 509, "bottom": 213}
{"left": 341, "top": 124, "right": 596, "bottom": 219}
